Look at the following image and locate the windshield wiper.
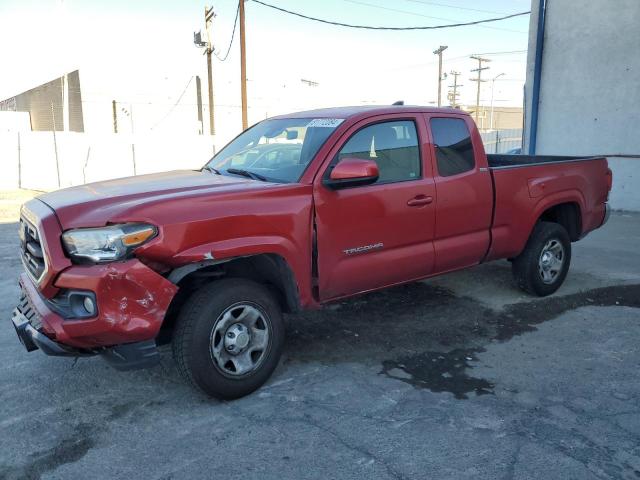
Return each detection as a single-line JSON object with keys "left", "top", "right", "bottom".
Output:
{"left": 226, "top": 168, "right": 269, "bottom": 182}
{"left": 202, "top": 165, "right": 221, "bottom": 175}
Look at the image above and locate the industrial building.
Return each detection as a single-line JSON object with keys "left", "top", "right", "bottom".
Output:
{"left": 524, "top": 0, "right": 639, "bottom": 211}
{"left": 0, "top": 69, "right": 210, "bottom": 136}
{"left": 0, "top": 70, "right": 84, "bottom": 132}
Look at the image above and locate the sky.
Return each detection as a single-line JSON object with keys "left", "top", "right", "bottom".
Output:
{"left": 0, "top": 0, "right": 532, "bottom": 142}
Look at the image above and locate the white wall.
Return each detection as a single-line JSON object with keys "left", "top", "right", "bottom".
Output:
{"left": 0, "top": 133, "right": 20, "bottom": 189}
{"left": 1, "top": 132, "right": 216, "bottom": 192}
{"left": 607, "top": 158, "right": 640, "bottom": 212}
{"left": 524, "top": 0, "right": 640, "bottom": 210}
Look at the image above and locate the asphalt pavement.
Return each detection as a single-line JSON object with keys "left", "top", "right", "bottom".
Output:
{"left": 1, "top": 208, "right": 639, "bottom": 480}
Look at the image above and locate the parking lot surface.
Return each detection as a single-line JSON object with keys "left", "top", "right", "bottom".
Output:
{"left": 1, "top": 200, "right": 639, "bottom": 479}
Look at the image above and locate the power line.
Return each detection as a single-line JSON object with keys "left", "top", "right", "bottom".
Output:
{"left": 342, "top": 0, "right": 527, "bottom": 34}
{"left": 386, "top": 49, "right": 526, "bottom": 72}
{"left": 151, "top": 76, "right": 194, "bottom": 130}
{"left": 250, "top": 0, "right": 530, "bottom": 31}
{"left": 400, "top": 0, "right": 509, "bottom": 15}
{"left": 213, "top": 2, "right": 240, "bottom": 62}
{"left": 473, "top": 50, "right": 527, "bottom": 56}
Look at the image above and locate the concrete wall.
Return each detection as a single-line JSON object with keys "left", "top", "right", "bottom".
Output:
{"left": 524, "top": 0, "right": 640, "bottom": 210}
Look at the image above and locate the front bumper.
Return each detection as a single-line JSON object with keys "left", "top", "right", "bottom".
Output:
{"left": 11, "top": 259, "right": 178, "bottom": 369}
{"left": 12, "top": 303, "right": 85, "bottom": 356}
{"left": 19, "top": 259, "right": 177, "bottom": 349}
{"left": 12, "top": 305, "right": 161, "bottom": 369}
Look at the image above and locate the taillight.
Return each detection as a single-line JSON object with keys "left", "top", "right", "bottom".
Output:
{"left": 606, "top": 168, "right": 613, "bottom": 192}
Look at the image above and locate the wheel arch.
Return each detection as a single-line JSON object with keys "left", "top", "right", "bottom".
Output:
{"left": 537, "top": 201, "right": 582, "bottom": 241}
{"left": 157, "top": 253, "right": 301, "bottom": 344}
{"left": 520, "top": 192, "right": 585, "bottom": 252}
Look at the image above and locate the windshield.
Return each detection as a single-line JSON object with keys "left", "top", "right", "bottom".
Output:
{"left": 205, "top": 118, "right": 343, "bottom": 183}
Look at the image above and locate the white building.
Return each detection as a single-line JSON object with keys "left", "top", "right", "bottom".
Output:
{"left": 524, "top": 0, "right": 640, "bottom": 211}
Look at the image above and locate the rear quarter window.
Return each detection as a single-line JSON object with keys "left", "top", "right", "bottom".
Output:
{"left": 430, "top": 118, "right": 475, "bottom": 177}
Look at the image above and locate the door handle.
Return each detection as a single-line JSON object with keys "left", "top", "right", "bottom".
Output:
{"left": 407, "top": 195, "right": 433, "bottom": 207}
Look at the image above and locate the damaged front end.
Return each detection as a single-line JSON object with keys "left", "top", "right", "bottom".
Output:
{"left": 13, "top": 258, "right": 178, "bottom": 370}
{"left": 12, "top": 199, "right": 178, "bottom": 370}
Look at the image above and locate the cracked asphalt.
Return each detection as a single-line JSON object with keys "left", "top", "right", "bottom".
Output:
{"left": 1, "top": 197, "right": 639, "bottom": 479}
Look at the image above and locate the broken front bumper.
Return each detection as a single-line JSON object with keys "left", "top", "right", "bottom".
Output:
{"left": 12, "top": 305, "right": 161, "bottom": 370}
{"left": 11, "top": 260, "right": 178, "bottom": 369}
{"left": 12, "top": 298, "right": 83, "bottom": 356}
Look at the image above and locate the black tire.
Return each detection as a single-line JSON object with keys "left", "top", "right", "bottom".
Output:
{"left": 512, "top": 221, "right": 571, "bottom": 297}
{"left": 172, "top": 278, "right": 284, "bottom": 399}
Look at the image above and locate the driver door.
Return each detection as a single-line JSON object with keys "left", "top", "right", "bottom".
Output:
{"left": 313, "top": 114, "right": 437, "bottom": 301}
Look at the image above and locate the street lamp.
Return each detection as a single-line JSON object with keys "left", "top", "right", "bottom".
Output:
{"left": 490, "top": 73, "right": 505, "bottom": 130}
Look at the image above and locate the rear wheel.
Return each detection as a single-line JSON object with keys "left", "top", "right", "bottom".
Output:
{"left": 512, "top": 222, "right": 571, "bottom": 297}
{"left": 172, "top": 278, "right": 284, "bottom": 399}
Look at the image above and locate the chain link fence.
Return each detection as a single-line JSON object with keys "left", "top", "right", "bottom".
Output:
{"left": 480, "top": 128, "right": 523, "bottom": 154}
{"left": 0, "top": 128, "right": 525, "bottom": 192}
{"left": 0, "top": 132, "right": 216, "bottom": 191}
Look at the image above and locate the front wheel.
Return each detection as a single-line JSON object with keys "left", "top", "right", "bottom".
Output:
{"left": 512, "top": 221, "right": 571, "bottom": 297}
{"left": 172, "top": 278, "right": 285, "bottom": 399}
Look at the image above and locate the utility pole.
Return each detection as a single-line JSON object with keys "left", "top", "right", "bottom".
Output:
{"left": 50, "top": 103, "right": 61, "bottom": 188}
{"left": 490, "top": 72, "right": 505, "bottom": 130}
{"left": 195, "top": 75, "right": 204, "bottom": 134}
{"left": 433, "top": 45, "right": 448, "bottom": 107}
{"left": 470, "top": 55, "right": 490, "bottom": 126}
{"left": 120, "top": 105, "right": 136, "bottom": 175}
{"left": 112, "top": 100, "right": 118, "bottom": 133}
{"left": 204, "top": 6, "right": 216, "bottom": 135}
{"left": 447, "top": 71, "right": 462, "bottom": 109}
{"left": 239, "top": 0, "right": 248, "bottom": 130}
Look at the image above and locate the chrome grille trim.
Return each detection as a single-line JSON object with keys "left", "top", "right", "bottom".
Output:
{"left": 19, "top": 208, "right": 48, "bottom": 285}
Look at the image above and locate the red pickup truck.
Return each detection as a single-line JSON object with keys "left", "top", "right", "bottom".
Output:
{"left": 12, "top": 106, "right": 612, "bottom": 399}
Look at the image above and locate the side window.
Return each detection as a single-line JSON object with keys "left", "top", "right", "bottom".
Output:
{"left": 337, "top": 120, "right": 421, "bottom": 184}
{"left": 430, "top": 118, "right": 475, "bottom": 177}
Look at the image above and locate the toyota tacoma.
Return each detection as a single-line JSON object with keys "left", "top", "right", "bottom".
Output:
{"left": 11, "top": 106, "right": 612, "bottom": 399}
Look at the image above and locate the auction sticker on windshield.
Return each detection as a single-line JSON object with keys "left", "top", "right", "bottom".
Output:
{"left": 306, "top": 118, "right": 344, "bottom": 128}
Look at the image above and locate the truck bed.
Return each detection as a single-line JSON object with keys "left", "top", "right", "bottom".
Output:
{"left": 485, "top": 154, "right": 610, "bottom": 263}
{"left": 487, "top": 154, "right": 603, "bottom": 169}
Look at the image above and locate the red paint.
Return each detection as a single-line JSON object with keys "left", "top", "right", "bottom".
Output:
{"left": 486, "top": 158, "right": 609, "bottom": 261}
{"left": 313, "top": 111, "right": 437, "bottom": 300}
{"left": 19, "top": 106, "right": 610, "bottom": 351}
{"left": 425, "top": 112, "right": 494, "bottom": 272}
{"left": 329, "top": 158, "right": 379, "bottom": 180}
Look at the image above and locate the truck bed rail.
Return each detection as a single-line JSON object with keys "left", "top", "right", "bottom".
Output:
{"left": 488, "top": 154, "right": 604, "bottom": 169}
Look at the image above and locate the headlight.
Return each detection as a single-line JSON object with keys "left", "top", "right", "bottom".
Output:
{"left": 62, "top": 223, "right": 157, "bottom": 263}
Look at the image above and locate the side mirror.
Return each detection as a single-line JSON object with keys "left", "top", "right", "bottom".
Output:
{"left": 324, "top": 158, "right": 379, "bottom": 190}
{"left": 285, "top": 129, "right": 298, "bottom": 140}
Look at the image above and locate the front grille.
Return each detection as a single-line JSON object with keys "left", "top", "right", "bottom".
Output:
{"left": 19, "top": 216, "right": 46, "bottom": 282}
{"left": 17, "top": 288, "right": 43, "bottom": 330}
